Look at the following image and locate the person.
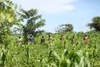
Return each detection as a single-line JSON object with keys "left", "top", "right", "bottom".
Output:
{"left": 83, "top": 35, "right": 88, "bottom": 44}
{"left": 29, "top": 34, "right": 34, "bottom": 42}
{"left": 71, "top": 36, "right": 75, "bottom": 44}
{"left": 60, "top": 34, "right": 64, "bottom": 41}
{"left": 40, "top": 36, "right": 45, "bottom": 45}
{"left": 48, "top": 35, "right": 53, "bottom": 43}
{"left": 18, "top": 36, "right": 22, "bottom": 45}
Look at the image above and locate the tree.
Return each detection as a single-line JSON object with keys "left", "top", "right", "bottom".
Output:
{"left": 0, "top": 0, "right": 22, "bottom": 66}
{"left": 87, "top": 16, "right": 100, "bottom": 31}
{"left": 0, "top": 0, "right": 21, "bottom": 43}
{"left": 55, "top": 24, "right": 73, "bottom": 33}
{"left": 20, "top": 9, "right": 45, "bottom": 43}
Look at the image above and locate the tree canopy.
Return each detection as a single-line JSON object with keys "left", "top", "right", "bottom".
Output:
{"left": 20, "top": 9, "right": 45, "bottom": 36}
{"left": 87, "top": 16, "right": 100, "bottom": 31}
{"left": 19, "top": 8, "right": 45, "bottom": 43}
{"left": 55, "top": 24, "right": 73, "bottom": 33}
{"left": 0, "top": 0, "right": 21, "bottom": 43}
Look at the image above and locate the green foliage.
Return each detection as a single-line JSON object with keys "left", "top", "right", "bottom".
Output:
{"left": 55, "top": 24, "right": 73, "bottom": 33}
{"left": 0, "top": 0, "right": 22, "bottom": 43}
{"left": 1, "top": 1, "right": 100, "bottom": 67}
{"left": 0, "top": 31, "right": 100, "bottom": 67}
{"left": 87, "top": 16, "right": 100, "bottom": 31}
{"left": 0, "top": 1, "right": 22, "bottom": 67}
{"left": 20, "top": 9, "right": 45, "bottom": 37}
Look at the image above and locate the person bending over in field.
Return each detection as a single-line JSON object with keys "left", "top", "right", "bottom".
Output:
{"left": 48, "top": 35, "right": 53, "bottom": 43}
{"left": 60, "top": 34, "right": 64, "bottom": 41}
{"left": 83, "top": 35, "right": 88, "bottom": 44}
{"left": 40, "top": 36, "right": 45, "bottom": 45}
{"left": 29, "top": 34, "right": 34, "bottom": 42}
{"left": 71, "top": 36, "right": 75, "bottom": 44}
{"left": 18, "top": 36, "right": 22, "bottom": 45}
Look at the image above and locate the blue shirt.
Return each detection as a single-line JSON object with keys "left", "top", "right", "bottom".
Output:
{"left": 29, "top": 37, "right": 33, "bottom": 42}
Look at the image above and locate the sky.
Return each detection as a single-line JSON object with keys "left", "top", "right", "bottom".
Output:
{"left": 11, "top": 0, "right": 100, "bottom": 33}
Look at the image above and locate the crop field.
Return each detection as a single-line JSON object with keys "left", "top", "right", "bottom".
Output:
{"left": 0, "top": 31, "right": 100, "bottom": 67}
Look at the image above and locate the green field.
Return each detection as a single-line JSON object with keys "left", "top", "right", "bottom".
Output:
{"left": 0, "top": 31, "right": 100, "bottom": 67}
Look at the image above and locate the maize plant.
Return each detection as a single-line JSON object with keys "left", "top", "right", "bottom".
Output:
{"left": 0, "top": 31, "right": 100, "bottom": 67}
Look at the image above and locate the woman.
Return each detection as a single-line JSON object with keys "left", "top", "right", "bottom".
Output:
{"left": 83, "top": 35, "right": 88, "bottom": 44}
{"left": 60, "top": 34, "right": 64, "bottom": 41}
{"left": 48, "top": 35, "right": 53, "bottom": 43}
{"left": 40, "top": 36, "right": 45, "bottom": 45}
{"left": 29, "top": 35, "right": 34, "bottom": 42}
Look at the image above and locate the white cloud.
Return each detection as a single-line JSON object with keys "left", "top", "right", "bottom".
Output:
{"left": 11, "top": 0, "right": 77, "bottom": 13}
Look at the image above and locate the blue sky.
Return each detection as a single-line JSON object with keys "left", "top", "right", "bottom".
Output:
{"left": 11, "top": 0, "right": 100, "bottom": 33}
